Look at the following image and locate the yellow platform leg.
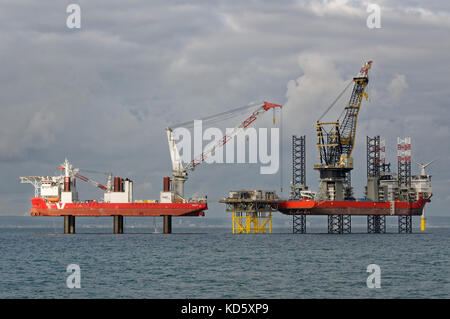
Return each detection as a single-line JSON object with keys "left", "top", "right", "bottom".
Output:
{"left": 233, "top": 212, "right": 246, "bottom": 234}
{"left": 232, "top": 211, "right": 272, "bottom": 234}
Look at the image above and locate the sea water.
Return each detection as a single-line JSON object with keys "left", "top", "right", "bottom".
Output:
{"left": 0, "top": 216, "right": 449, "bottom": 298}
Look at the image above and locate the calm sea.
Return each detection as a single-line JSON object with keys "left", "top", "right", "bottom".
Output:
{"left": 1, "top": 216, "right": 449, "bottom": 298}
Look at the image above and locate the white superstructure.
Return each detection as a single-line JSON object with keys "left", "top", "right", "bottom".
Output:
{"left": 20, "top": 158, "right": 134, "bottom": 204}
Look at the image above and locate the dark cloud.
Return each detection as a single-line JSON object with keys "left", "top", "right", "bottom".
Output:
{"left": 1, "top": 0, "right": 449, "bottom": 216}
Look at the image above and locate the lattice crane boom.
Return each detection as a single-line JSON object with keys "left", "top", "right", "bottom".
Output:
{"left": 166, "top": 101, "right": 282, "bottom": 201}
{"left": 316, "top": 61, "right": 372, "bottom": 168}
{"left": 185, "top": 102, "right": 282, "bottom": 171}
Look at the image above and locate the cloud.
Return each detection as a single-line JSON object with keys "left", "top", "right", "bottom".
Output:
{"left": 387, "top": 74, "right": 408, "bottom": 99}
{"left": 285, "top": 53, "right": 348, "bottom": 131}
{"left": 1, "top": 0, "right": 450, "bottom": 217}
{"left": 299, "top": 0, "right": 365, "bottom": 18}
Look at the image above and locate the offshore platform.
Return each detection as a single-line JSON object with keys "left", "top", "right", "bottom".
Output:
{"left": 20, "top": 159, "right": 207, "bottom": 234}
{"left": 220, "top": 190, "right": 283, "bottom": 234}
{"left": 20, "top": 102, "right": 282, "bottom": 234}
{"left": 221, "top": 61, "right": 432, "bottom": 234}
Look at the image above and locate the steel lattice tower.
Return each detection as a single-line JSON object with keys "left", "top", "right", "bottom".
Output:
{"left": 328, "top": 215, "right": 351, "bottom": 234}
{"left": 292, "top": 212, "right": 306, "bottom": 234}
{"left": 398, "top": 216, "right": 412, "bottom": 233}
{"left": 292, "top": 135, "right": 306, "bottom": 188}
{"left": 343, "top": 171, "right": 352, "bottom": 198}
{"left": 398, "top": 137, "right": 412, "bottom": 187}
{"left": 367, "top": 136, "right": 381, "bottom": 177}
{"left": 366, "top": 136, "right": 386, "bottom": 233}
{"left": 397, "top": 137, "right": 412, "bottom": 233}
{"left": 367, "top": 215, "right": 386, "bottom": 233}
{"left": 291, "top": 135, "right": 307, "bottom": 233}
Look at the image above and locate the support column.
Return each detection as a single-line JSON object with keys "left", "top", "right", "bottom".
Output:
{"left": 68, "top": 215, "right": 75, "bottom": 234}
{"left": 328, "top": 215, "right": 341, "bottom": 234}
{"left": 64, "top": 215, "right": 70, "bottom": 234}
{"left": 368, "top": 215, "right": 386, "bottom": 233}
{"left": 328, "top": 215, "right": 351, "bottom": 234}
{"left": 163, "top": 215, "right": 172, "bottom": 234}
{"left": 343, "top": 215, "right": 351, "bottom": 234}
{"left": 293, "top": 213, "right": 306, "bottom": 234}
{"left": 398, "top": 215, "right": 412, "bottom": 233}
{"left": 113, "top": 215, "right": 124, "bottom": 234}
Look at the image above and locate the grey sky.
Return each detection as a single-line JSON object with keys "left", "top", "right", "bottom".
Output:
{"left": 1, "top": 0, "right": 449, "bottom": 216}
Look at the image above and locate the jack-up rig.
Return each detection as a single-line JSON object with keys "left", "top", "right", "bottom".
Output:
{"left": 277, "top": 61, "right": 432, "bottom": 234}
{"left": 220, "top": 61, "right": 432, "bottom": 234}
{"left": 20, "top": 101, "right": 282, "bottom": 234}
{"left": 20, "top": 158, "right": 207, "bottom": 234}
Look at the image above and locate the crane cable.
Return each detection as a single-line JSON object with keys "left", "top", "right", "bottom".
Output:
{"left": 171, "top": 101, "right": 263, "bottom": 129}
{"left": 78, "top": 168, "right": 112, "bottom": 176}
{"left": 279, "top": 106, "right": 283, "bottom": 193}
{"left": 317, "top": 80, "right": 353, "bottom": 122}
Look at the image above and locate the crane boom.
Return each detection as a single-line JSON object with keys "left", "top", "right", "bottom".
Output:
{"left": 316, "top": 61, "right": 372, "bottom": 168}
{"left": 185, "top": 101, "right": 282, "bottom": 171}
{"left": 74, "top": 173, "right": 108, "bottom": 190}
{"left": 166, "top": 101, "right": 282, "bottom": 201}
{"left": 313, "top": 61, "right": 373, "bottom": 201}
{"left": 166, "top": 127, "right": 184, "bottom": 173}
{"left": 58, "top": 166, "right": 108, "bottom": 191}
{"left": 338, "top": 61, "right": 372, "bottom": 164}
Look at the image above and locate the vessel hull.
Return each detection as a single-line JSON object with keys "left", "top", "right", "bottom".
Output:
{"left": 30, "top": 198, "right": 207, "bottom": 217}
{"left": 277, "top": 198, "right": 429, "bottom": 216}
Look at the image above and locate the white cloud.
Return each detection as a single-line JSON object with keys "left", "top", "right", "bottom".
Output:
{"left": 1, "top": 0, "right": 450, "bottom": 216}
{"left": 285, "top": 52, "right": 348, "bottom": 133}
{"left": 387, "top": 73, "right": 408, "bottom": 99}
{"left": 298, "top": 0, "right": 365, "bottom": 17}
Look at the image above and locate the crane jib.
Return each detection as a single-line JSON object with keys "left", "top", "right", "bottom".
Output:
{"left": 183, "top": 101, "right": 283, "bottom": 171}
{"left": 315, "top": 61, "right": 372, "bottom": 168}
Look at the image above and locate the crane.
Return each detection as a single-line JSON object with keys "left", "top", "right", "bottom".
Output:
{"left": 73, "top": 172, "right": 108, "bottom": 190}
{"left": 20, "top": 159, "right": 110, "bottom": 198}
{"left": 314, "top": 61, "right": 373, "bottom": 201}
{"left": 315, "top": 60, "right": 372, "bottom": 169}
{"left": 57, "top": 160, "right": 110, "bottom": 191}
{"left": 166, "top": 101, "right": 283, "bottom": 201}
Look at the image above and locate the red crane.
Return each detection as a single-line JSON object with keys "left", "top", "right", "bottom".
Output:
{"left": 166, "top": 101, "right": 283, "bottom": 201}
{"left": 57, "top": 167, "right": 108, "bottom": 190}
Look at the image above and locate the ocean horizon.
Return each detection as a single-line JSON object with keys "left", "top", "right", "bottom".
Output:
{"left": 1, "top": 215, "right": 449, "bottom": 298}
